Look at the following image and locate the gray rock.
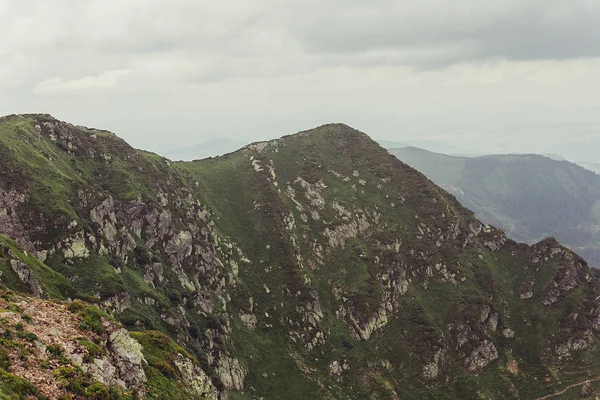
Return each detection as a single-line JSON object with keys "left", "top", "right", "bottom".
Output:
{"left": 10, "top": 259, "right": 45, "bottom": 298}
{"left": 107, "top": 328, "right": 147, "bottom": 389}
{"left": 465, "top": 340, "right": 498, "bottom": 373}
{"left": 502, "top": 328, "right": 515, "bottom": 338}
{"left": 174, "top": 355, "right": 219, "bottom": 400}
{"left": 216, "top": 356, "right": 247, "bottom": 390}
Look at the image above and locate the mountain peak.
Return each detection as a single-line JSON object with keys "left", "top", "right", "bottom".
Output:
{"left": 241, "top": 123, "right": 378, "bottom": 157}
{"left": 0, "top": 113, "right": 118, "bottom": 140}
{"left": 0, "top": 113, "right": 55, "bottom": 122}
{"left": 290, "top": 122, "right": 370, "bottom": 140}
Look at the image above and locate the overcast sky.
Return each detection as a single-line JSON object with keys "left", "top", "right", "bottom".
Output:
{"left": 1, "top": 0, "right": 599, "bottom": 161}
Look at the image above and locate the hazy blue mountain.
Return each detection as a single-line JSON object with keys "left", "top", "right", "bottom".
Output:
{"left": 377, "top": 139, "right": 477, "bottom": 156}
{"left": 542, "top": 153, "right": 566, "bottom": 161}
{"left": 162, "top": 138, "right": 248, "bottom": 160}
{"left": 376, "top": 139, "right": 410, "bottom": 149}
{"left": 578, "top": 162, "right": 600, "bottom": 175}
{"left": 390, "top": 146, "right": 600, "bottom": 267}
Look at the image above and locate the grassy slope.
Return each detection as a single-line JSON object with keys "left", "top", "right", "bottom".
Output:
{"left": 181, "top": 125, "right": 600, "bottom": 399}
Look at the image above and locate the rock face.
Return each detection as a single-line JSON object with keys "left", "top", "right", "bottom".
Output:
{"left": 465, "top": 341, "right": 499, "bottom": 373}
{"left": 9, "top": 259, "right": 45, "bottom": 297}
{"left": 174, "top": 355, "right": 219, "bottom": 400}
{"left": 2, "top": 115, "right": 600, "bottom": 399}
{"left": 106, "top": 328, "right": 147, "bottom": 388}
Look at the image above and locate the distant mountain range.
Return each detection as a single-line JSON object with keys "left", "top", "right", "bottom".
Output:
{"left": 389, "top": 147, "right": 600, "bottom": 267}
{"left": 162, "top": 138, "right": 248, "bottom": 160}
{"left": 579, "top": 162, "right": 600, "bottom": 175}
{"left": 377, "top": 139, "right": 479, "bottom": 157}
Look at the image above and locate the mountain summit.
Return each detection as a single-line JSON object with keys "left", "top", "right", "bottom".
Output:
{"left": 1, "top": 115, "right": 600, "bottom": 399}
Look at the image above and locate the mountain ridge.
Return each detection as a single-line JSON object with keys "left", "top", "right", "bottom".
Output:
{"left": 1, "top": 114, "right": 600, "bottom": 398}
{"left": 389, "top": 146, "right": 600, "bottom": 267}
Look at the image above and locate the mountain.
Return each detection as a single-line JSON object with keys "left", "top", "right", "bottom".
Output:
{"left": 389, "top": 146, "right": 600, "bottom": 268}
{"left": 377, "top": 139, "right": 477, "bottom": 156}
{"left": 2, "top": 115, "right": 600, "bottom": 398}
{"left": 375, "top": 140, "right": 410, "bottom": 149}
{"left": 161, "top": 138, "right": 249, "bottom": 161}
{"left": 542, "top": 154, "right": 566, "bottom": 161}
{"left": 578, "top": 162, "right": 600, "bottom": 175}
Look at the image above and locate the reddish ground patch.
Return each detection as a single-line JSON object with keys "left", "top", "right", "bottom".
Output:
{"left": 507, "top": 360, "right": 519, "bottom": 376}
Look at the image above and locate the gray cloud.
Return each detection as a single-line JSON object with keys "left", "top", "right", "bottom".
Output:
{"left": 3, "top": 0, "right": 599, "bottom": 86}
{"left": 273, "top": 0, "right": 600, "bottom": 64}
{"left": 0, "top": 0, "right": 599, "bottom": 161}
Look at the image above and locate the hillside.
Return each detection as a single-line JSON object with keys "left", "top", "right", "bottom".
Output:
{"left": 0, "top": 288, "right": 216, "bottom": 399}
{"left": 389, "top": 147, "right": 600, "bottom": 267}
{"left": 1, "top": 114, "right": 600, "bottom": 398}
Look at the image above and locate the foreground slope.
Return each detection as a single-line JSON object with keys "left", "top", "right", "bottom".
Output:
{"left": 0, "top": 287, "right": 215, "bottom": 399}
{"left": 1, "top": 115, "right": 600, "bottom": 398}
{"left": 390, "top": 146, "right": 600, "bottom": 267}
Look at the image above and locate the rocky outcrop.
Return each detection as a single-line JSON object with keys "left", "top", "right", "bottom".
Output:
{"left": 0, "top": 189, "right": 34, "bottom": 253}
{"left": 465, "top": 340, "right": 498, "bottom": 373}
{"left": 423, "top": 349, "right": 444, "bottom": 380}
{"left": 554, "top": 331, "right": 594, "bottom": 361}
{"left": 105, "top": 328, "right": 147, "bottom": 388}
{"left": 349, "top": 304, "right": 390, "bottom": 341}
{"left": 174, "top": 355, "right": 218, "bottom": 400}
{"left": 536, "top": 240, "right": 588, "bottom": 306}
{"left": 9, "top": 259, "right": 45, "bottom": 297}
{"left": 216, "top": 356, "right": 247, "bottom": 391}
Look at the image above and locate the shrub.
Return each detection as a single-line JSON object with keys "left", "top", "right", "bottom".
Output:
{"left": 47, "top": 344, "right": 63, "bottom": 357}
{"left": 17, "top": 331, "right": 38, "bottom": 342}
{"left": 0, "top": 348, "right": 10, "bottom": 370}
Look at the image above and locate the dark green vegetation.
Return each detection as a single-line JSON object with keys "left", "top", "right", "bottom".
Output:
{"left": 390, "top": 146, "right": 600, "bottom": 267}
{"left": 0, "top": 368, "right": 42, "bottom": 400}
{"left": 1, "top": 114, "right": 600, "bottom": 399}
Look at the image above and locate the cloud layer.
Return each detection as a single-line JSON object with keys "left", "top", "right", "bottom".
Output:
{"left": 0, "top": 0, "right": 599, "bottom": 159}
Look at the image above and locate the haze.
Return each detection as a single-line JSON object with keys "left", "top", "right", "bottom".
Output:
{"left": 1, "top": 0, "right": 599, "bottom": 161}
